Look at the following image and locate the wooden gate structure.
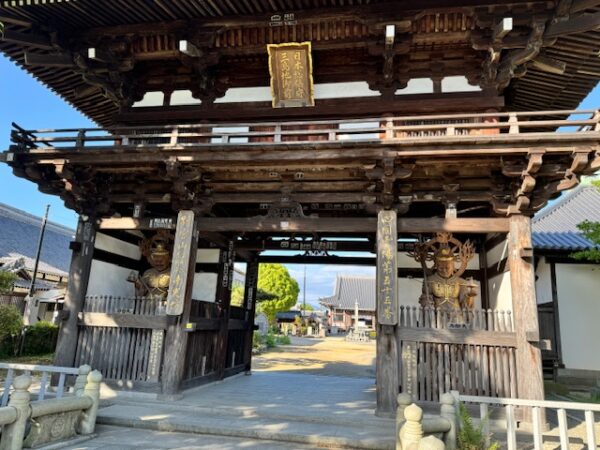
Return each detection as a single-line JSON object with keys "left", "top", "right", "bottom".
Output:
{"left": 1, "top": 0, "right": 599, "bottom": 415}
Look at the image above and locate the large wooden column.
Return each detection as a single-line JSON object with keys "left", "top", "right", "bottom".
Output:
{"left": 242, "top": 258, "right": 260, "bottom": 373}
{"left": 215, "top": 240, "right": 235, "bottom": 380}
{"left": 54, "top": 217, "right": 95, "bottom": 368}
{"left": 376, "top": 209, "right": 399, "bottom": 417}
{"left": 508, "top": 214, "right": 545, "bottom": 403}
{"left": 161, "top": 210, "right": 200, "bottom": 398}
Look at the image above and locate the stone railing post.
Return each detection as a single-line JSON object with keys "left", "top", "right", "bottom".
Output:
{"left": 419, "top": 436, "right": 445, "bottom": 449}
{"left": 399, "top": 403, "right": 424, "bottom": 450}
{"left": 74, "top": 364, "right": 91, "bottom": 396}
{"left": 440, "top": 393, "right": 458, "bottom": 450}
{"left": 0, "top": 374, "right": 31, "bottom": 450}
{"left": 78, "top": 370, "right": 102, "bottom": 435}
{"left": 396, "top": 393, "right": 413, "bottom": 450}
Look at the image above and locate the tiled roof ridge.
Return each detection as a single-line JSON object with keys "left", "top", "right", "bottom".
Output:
{"left": 0, "top": 202, "right": 75, "bottom": 236}
{"left": 533, "top": 185, "right": 594, "bottom": 224}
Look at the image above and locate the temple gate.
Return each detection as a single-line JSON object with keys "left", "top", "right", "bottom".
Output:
{"left": 1, "top": 0, "right": 599, "bottom": 417}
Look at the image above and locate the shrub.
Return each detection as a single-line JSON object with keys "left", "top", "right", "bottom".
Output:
{"left": 22, "top": 321, "right": 59, "bottom": 356}
{"left": 0, "top": 305, "right": 24, "bottom": 357}
{"left": 276, "top": 335, "right": 291, "bottom": 345}
{"left": 457, "top": 402, "right": 499, "bottom": 450}
{"left": 264, "top": 333, "right": 277, "bottom": 348}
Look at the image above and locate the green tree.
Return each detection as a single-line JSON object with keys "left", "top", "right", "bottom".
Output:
{"left": 256, "top": 264, "right": 299, "bottom": 323}
{"left": 0, "top": 270, "right": 17, "bottom": 294}
{"left": 0, "top": 305, "right": 23, "bottom": 356}
{"left": 572, "top": 180, "right": 600, "bottom": 263}
{"left": 299, "top": 303, "right": 314, "bottom": 311}
{"left": 231, "top": 284, "right": 244, "bottom": 307}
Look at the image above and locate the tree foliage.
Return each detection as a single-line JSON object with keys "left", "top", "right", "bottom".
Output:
{"left": 256, "top": 264, "right": 299, "bottom": 323}
{"left": 0, "top": 270, "right": 17, "bottom": 294}
{"left": 572, "top": 180, "right": 600, "bottom": 263}
{"left": 231, "top": 284, "right": 244, "bottom": 307}
{"left": 0, "top": 305, "right": 23, "bottom": 342}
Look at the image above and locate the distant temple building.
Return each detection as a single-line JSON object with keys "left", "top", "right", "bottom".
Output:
{"left": 0, "top": 203, "right": 73, "bottom": 321}
{"left": 319, "top": 276, "right": 376, "bottom": 332}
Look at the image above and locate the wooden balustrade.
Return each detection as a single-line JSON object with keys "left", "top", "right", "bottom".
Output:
{"left": 9, "top": 109, "right": 598, "bottom": 151}
{"left": 399, "top": 306, "right": 517, "bottom": 402}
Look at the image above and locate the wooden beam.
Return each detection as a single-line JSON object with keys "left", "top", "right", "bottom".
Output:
{"left": 545, "top": 12, "right": 600, "bottom": 37}
{"left": 116, "top": 93, "right": 505, "bottom": 124}
{"left": 508, "top": 215, "right": 545, "bottom": 407}
{"left": 77, "top": 312, "right": 168, "bottom": 329}
{"left": 376, "top": 209, "right": 399, "bottom": 417}
{"left": 258, "top": 255, "right": 376, "bottom": 266}
{"left": 98, "top": 217, "right": 175, "bottom": 230}
{"left": 161, "top": 211, "right": 200, "bottom": 398}
{"left": 24, "top": 50, "right": 74, "bottom": 67}
{"left": 54, "top": 219, "right": 95, "bottom": 368}
{"left": 397, "top": 328, "right": 516, "bottom": 347}
{"left": 242, "top": 259, "right": 259, "bottom": 372}
{"left": 530, "top": 54, "right": 567, "bottom": 74}
{"left": 195, "top": 217, "right": 510, "bottom": 233}
{"left": 1, "top": 29, "right": 53, "bottom": 50}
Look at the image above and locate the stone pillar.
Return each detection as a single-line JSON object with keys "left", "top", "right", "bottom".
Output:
{"left": 54, "top": 217, "right": 95, "bottom": 369}
{"left": 508, "top": 214, "right": 544, "bottom": 405}
{"left": 376, "top": 209, "right": 399, "bottom": 417}
{"left": 399, "top": 403, "right": 423, "bottom": 450}
{"left": 440, "top": 392, "right": 458, "bottom": 450}
{"left": 243, "top": 258, "right": 259, "bottom": 373}
{"left": 74, "top": 364, "right": 91, "bottom": 396}
{"left": 160, "top": 210, "right": 200, "bottom": 398}
{"left": 78, "top": 370, "right": 103, "bottom": 435}
{"left": 0, "top": 375, "right": 31, "bottom": 450}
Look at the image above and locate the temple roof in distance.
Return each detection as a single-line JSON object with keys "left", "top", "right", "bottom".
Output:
{"left": 532, "top": 185, "right": 600, "bottom": 252}
{"left": 320, "top": 275, "right": 376, "bottom": 311}
{"left": 0, "top": 203, "right": 74, "bottom": 275}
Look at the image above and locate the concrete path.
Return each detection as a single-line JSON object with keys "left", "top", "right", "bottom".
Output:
{"left": 55, "top": 425, "right": 321, "bottom": 449}
{"left": 252, "top": 337, "right": 376, "bottom": 379}
{"left": 95, "top": 372, "right": 395, "bottom": 449}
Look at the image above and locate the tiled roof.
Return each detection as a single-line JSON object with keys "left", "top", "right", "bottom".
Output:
{"left": 532, "top": 185, "right": 600, "bottom": 251}
{"left": 319, "top": 275, "right": 375, "bottom": 311}
{"left": 0, "top": 203, "right": 74, "bottom": 274}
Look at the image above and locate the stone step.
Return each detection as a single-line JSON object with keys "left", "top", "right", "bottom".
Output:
{"left": 97, "top": 403, "right": 396, "bottom": 450}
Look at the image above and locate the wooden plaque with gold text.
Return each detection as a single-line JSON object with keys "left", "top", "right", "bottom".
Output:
{"left": 268, "top": 42, "right": 314, "bottom": 108}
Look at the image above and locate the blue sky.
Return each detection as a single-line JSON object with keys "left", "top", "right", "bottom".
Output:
{"left": 0, "top": 54, "right": 597, "bottom": 307}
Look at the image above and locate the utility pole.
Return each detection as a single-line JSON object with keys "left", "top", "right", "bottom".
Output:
{"left": 302, "top": 265, "right": 306, "bottom": 312}
{"left": 29, "top": 204, "right": 50, "bottom": 297}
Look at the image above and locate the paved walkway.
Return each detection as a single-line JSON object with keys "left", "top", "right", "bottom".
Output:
{"left": 252, "top": 336, "right": 376, "bottom": 379}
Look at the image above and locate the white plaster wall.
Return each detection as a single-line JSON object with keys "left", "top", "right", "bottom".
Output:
{"left": 192, "top": 272, "right": 218, "bottom": 302}
{"left": 488, "top": 272, "right": 512, "bottom": 312}
{"left": 197, "top": 249, "right": 220, "bottom": 263}
{"left": 95, "top": 233, "right": 141, "bottom": 259}
{"left": 86, "top": 260, "right": 136, "bottom": 297}
{"left": 487, "top": 239, "right": 508, "bottom": 266}
{"left": 535, "top": 257, "right": 553, "bottom": 305}
{"left": 555, "top": 264, "right": 600, "bottom": 371}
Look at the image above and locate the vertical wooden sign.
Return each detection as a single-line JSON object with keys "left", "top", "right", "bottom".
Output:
{"left": 166, "top": 210, "right": 196, "bottom": 316}
{"left": 377, "top": 209, "right": 398, "bottom": 325}
{"left": 401, "top": 341, "right": 418, "bottom": 397}
{"left": 268, "top": 42, "right": 315, "bottom": 108}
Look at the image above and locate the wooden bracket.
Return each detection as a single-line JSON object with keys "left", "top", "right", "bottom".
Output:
{"left": 526, "top": 330, "right": 540, "bottom": 343}
{"left": 520, "top": 246, "right": 534, "bottom": 260}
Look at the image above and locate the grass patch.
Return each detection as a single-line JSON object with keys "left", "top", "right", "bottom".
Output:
{"left": 544, "top": 380, "right": 570, "bottom": 396}
{"left": 0, "top": 353, "right": 55, "bottom": 381}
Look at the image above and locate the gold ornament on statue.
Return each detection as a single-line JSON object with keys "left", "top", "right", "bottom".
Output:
{"left": 409, "top": 232, "right": 478, "bottom": 312}
{"left": 128, "top": 230, "right": 174, "bottom": 300}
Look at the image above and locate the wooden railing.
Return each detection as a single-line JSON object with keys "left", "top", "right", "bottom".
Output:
{"left": 9, "top": 109, "right": 599, "bottom": 151}
{"left": 82, "top": 295, "right": 165, "bottom": 315}
{"left": 399, "top": 306, "right": 517, "bottom": 402}
{"left": 455, "top": 392, "right": 600, "bottom": 450}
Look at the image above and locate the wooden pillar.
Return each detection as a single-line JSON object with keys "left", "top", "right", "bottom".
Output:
{"left": 160, "top": 210, "right": 200, "bottom": 398}
{"left": 376, "top": 209, "right": 399, "bottom": 417}
{"left": 215, "top": 240, "right": 235, "bottom": 379}
{"left": 242, "top": 258, "right": 260, "bottom": 373}
{"left": 508, "top": 215, "right": 545, "bottom": 403}
{"left": 54, "top": 217, "right": 95, "bottom": 368}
